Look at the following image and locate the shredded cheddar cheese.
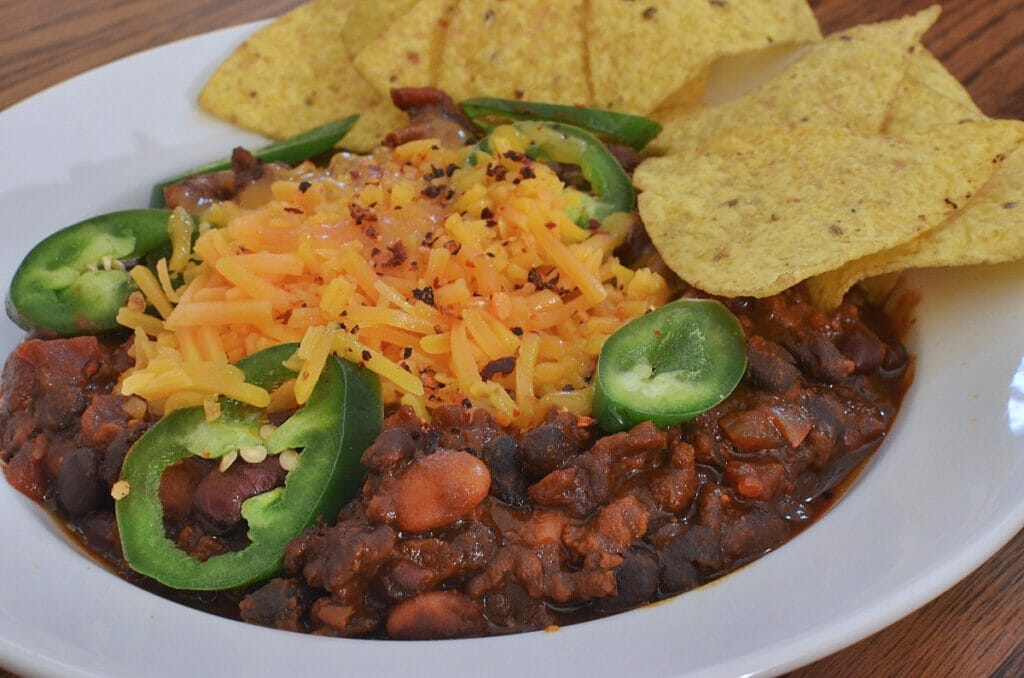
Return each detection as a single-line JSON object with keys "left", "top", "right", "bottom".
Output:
{"left": 117, "top": 130, "right": 670, "bottom": 424}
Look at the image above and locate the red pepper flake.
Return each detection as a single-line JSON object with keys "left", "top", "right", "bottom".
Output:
{"left": 519, "top": 166, "right": 536, "bottom": 179}
{"left": 349, "top": 203, "right": 376, "bottom": 225}
{"left": 445, "top": 240, "right": 463, "bottom": 255}
{"left": 383, "top": 241, "right": 408, "bottom": 267}
{"left": 423, "top": 165, "right": 445, "bottom": 180}
{"left": 284, "top": 206, "right": 304, "bottom": 214}
{"left": 528, "top": 267, "right": 560, "bottom": 291}
{"left": 486, "top": 163, "right": 509, "bottom": 181}
{"left": 361, "top": 350, "right": 372, "bottom": 362}
{"left": 412, "top": 286, "right": 436, "bottom": 306}
{"left": 481, "top": 356, "right": 517, "bottom": 381}
{"left": 480, "top": 207, "right": 495, "bottom": 219}
{"left": 421, "top": 184, "right": 443, "bottom": 198}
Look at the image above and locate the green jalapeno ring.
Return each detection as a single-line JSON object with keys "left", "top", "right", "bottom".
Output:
{"left": 592, "top": 298, "right": 747, "bottom": 433}
{"left": 473, "top": 120, "right": 637, "bottom": 229}
{"left": 149, "top": 114, "right": 360, "bottom": 208}
{"left": 460, "top": 97, "right": 662, "bottom": 151}
{"left": 116, "top": 344, "right": 382, "bottom": 591}
{"left": 6, "top": 209, "right": 175, "bottom": 337}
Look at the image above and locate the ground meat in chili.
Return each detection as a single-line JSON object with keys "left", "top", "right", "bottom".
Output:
{"left": 240, "top": 279, "right": 909, "bottom": 639}
{"left": 0, "top": 286, "right": 909, "bottom": 640}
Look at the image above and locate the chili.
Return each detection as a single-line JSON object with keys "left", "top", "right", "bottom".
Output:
{"left": 115, "top": 343, "right": 382, "bottom": 590}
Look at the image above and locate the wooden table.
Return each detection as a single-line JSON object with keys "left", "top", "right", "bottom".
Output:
{"left": 1, "top": 0, "right": 1022, "bottom": 675}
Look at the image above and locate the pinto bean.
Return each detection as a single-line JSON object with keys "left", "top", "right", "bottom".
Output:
{"left": 392, "top": 450, "right": 490, "bottom": 533}
{"left": 386, "top": 590, "right": 487, "bottom": 639}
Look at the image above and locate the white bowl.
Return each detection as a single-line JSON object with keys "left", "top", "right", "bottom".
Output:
{"left": 1, "top": 23, "right": 1023, "bottom": 678}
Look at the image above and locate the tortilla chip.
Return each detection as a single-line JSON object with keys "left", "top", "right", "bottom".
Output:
{"left": 341, "top": 0, "right": 420, "bottom": 55}
{"left": 437, "top": 0, "right": 590, "bottom": 104}
{"left": 883, "top": 45, "right": 984, "bottom": 133}
{"left": 198, "top": 0, "right": 400, "bottom": 152}
{"left": 901, "top": 42, "right": 979, "bottom": 107}
{"left": 634, "top": 120, "right": 1023, "bottom": 298}
{"left": 808, "top": 137, "right": 1024, "bottom": 309}
{"left": 655, "top": 69, "right": 710, "bottom": 112}
{"left": 654, "top": 7, "right": 940, "bottom": 154}
{"left": 353, "top": 0, "right": 457, "bottom": 97}
{"left": 342, "top": 99, "right": 410, "bottom": 152}
{"left": 587, "top": 0, "right": 820, "bottom": 115}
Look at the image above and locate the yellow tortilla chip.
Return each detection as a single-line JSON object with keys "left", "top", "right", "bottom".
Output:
{"left": 340, "top": 0, "right": 420, "bottom": 55}
{"left": 198, "top": 0, "right": 396, "bottom": 152}
{"left": 883, "top": 45, "right": 984, "bottom": 133}
{"left": 654, "top": 7, "right": 940, "bottom": 154}
{"left": 437, "top": 0, "right": 590, "bottom": 104}
{"left": 655, "top": 69, "right": 710, "bottom": 112}
{"left": 901, "top": 42, "right": 979, "bottom": 107}
{"left": 808, "top": 137, "right": 1024, "bottom": 309}
{"left": 353, "top": 0, "right": 457, "bottom": 97}
{"left": 587, "top": 0, "right": 820, "bottom": 114}
{"left": 342, "top": 99, "right": 410, "bottom": 152}
{"left": 634, "top": 120, "right": 1023, "bottom": 298}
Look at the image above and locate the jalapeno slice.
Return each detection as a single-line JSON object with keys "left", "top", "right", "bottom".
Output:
{"left": 474, "top": 120, "right": 636, "bottom": 228}
{"left": 149, "top": 114, "right": 360, "bottom": 207}
{"left": 116, "top": 344, "right": 382, "bottom": 591}
{"left": 593, "top": 298, "right": 747, "bottom": 432}
{"left": 460, "top": 96, "right": 662, "bottom": 150}
{"left": 6, "top": 209, "right": 175, "bottom": 337}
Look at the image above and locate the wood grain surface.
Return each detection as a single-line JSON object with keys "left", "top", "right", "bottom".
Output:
{"left": 1, "top": 1, "right": 1022, "bottom": 676}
